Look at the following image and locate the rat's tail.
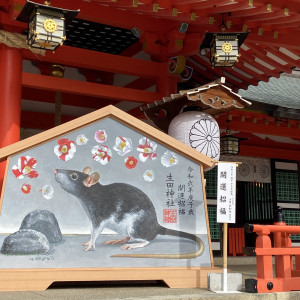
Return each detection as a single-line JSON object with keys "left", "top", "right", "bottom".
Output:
{"left": 111, "top": 226, "right": 204, "bottom": 259}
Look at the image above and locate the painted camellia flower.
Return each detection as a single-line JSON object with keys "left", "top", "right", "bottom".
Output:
{"left": 143, "top": 170, "right": 155, "bottom": 182}
{"left": 54, "top": 138, "right": 76, "bottom": 161}
{"left": 21, "top": 184, "right": 31, "bottom": 194}
{"left": 76, "top": 134, "right": 88, "bottom": 145}
{"left": 125, "top": 156, "right": 138, "bottom": 169}
{"left": 95, "top": 130, "right": 107, "bottom": 143}
{"left": 137, "top": 137, "right": 157, "bottom": 162}
{"left": 161, "top": 151, "right": 179, "bottom": 167}
{"left": 12, "top": 156, "right": 39, "bottom": 179}
{"left": 40, "top": 185, "right": 54, "bottom": 200}
{"left": 92, "top": 145, "right": 112, "bottom": 165}
{"left": 113, "top": 137, "right": 132, "bottom": 156}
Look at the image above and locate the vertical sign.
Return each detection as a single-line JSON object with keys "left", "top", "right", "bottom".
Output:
{"left": 217, "top": 162, "right": 237, "bottom": 223}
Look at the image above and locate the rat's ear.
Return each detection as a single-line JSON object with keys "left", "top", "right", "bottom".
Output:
{"left": 83, "top": 172, "right": 100, "bottom": 187}
{"left": 83, "top": 166, "right": 92, "bottom": 174}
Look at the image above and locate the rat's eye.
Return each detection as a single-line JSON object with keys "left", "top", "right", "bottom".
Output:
{"left": 70, "top": 173, "right": 78, "bottom": 180}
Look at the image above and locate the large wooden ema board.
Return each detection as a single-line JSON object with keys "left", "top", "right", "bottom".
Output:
{"left": 0, "top": 105, "right": 221, "bottom": 291}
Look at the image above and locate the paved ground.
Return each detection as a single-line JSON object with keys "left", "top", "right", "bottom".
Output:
{"left": 0, "top": 260, "right": 299, "bottom": 299}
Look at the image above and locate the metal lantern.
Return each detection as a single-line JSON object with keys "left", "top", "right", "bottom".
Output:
{"left": 200, "top": 32, "right": 249, "bottom": 67}
{"left": 220, "top": 134, "right": 240, "bottom": 155}
{"left": 220, "top": 120, "right": 245, "bottom": 155}
{"left": 17, "top": 1, "right": 79, "bottom": 51}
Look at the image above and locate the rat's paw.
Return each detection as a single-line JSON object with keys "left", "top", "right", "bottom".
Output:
{"left": 83, "top": 244, "right": 95, "bottom": 251}
{"left": 121, "top": 241, "right": 149, "bottom": 250}
{"left": 121, "top": 244, "right": 132, "bottom": 250}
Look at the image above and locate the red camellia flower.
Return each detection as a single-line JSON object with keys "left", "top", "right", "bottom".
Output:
{"left": 21, "top": 184, "right": 31, "bottom": 194}
{"left": 12, "top": 156, "right": 39, "bottom": 179}
{"left": 54, "top": 138, "right": 76, "bottom": 161}
{"left": 125, "top": 156, "right": 138, "bottom": 169}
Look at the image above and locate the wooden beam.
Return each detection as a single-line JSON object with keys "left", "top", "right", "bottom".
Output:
{"left": 240, "top": 145, "right": 300, "bottom": 161}
{"left": 14, "top": 0, "right": 178, "bottom": 32}
{"left": 21, "top": 111, "right": 75, "bottom": 130}
{"left": 22, "top": 88, "right": 116, "bottom": 109}
{"left": 217, "top": 115, "right": 300, "bottom": 139}
{"left": 21, "top": 46, "right": 166, "bottom": 79}
{"left": 22, "top": 73, "right": 161, "bottom": 103}
{"left": 246, "top": 31, "right": 300, "bottom": 50}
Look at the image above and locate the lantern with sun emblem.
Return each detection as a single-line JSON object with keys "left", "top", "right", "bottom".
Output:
{"left": 200, "top": 32, "right": 249, "bottom": 67}
{"left": 17, "top": 0, "right": 79, "bottom": 51}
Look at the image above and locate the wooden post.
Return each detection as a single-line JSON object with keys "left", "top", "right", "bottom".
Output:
{"left": 223, "top": 222, "right": 228, "bottom": 292}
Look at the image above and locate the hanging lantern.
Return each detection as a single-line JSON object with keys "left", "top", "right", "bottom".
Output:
{"left": 220, "top": 120, "right": 244, "bottom": 155}
{"left": 199, "top": 13, "right": 248, "bottom": 68}
{"left": 17, "top": 1, "right": 79, "bottom": 51}
{"left": 168, "top": 107, "right": 220, "bottom": 169}
{"left": 200, "top": 32, "right": 248, "bottom": 67}
{"left": 220, "top": 135, "right": 240, "bottom": 155}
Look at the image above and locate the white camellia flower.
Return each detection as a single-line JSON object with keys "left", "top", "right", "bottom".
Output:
{"left": 76, "top": 134, "right": 88, "bottom": 145}
{"left": 161, "top": 151, "right": 179, "bottom": 167}
{"left": 41, "top": 185, "right": 54, "bottom": 200}
{"left": 113, "top": 136, "right": 132, "bottom": 156}
{"left": 143, "top": 170, "right": 155, "bottom": 182}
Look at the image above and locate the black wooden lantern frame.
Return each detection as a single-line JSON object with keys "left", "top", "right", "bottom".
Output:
{"left": 17, "top": 0, "right": 79, "bottom": 51}
{"left": 200, "top": 31, "right": 249, "bottom": 67}
{"left": 220, "top": 134, "right": 241, "bottom": 155}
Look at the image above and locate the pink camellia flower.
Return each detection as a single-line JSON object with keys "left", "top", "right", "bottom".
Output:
{"left": 95, "top": 130, "right": 107, "bottom": 143}
{"left": 92, "top": 145, "right": 112, "bottom": 165}
{"left": 54, "top": 138, "right": 76, "bottom": 161}
{"left": 12, "top": 156, "right": 39, "bottom": 179}
{"left": 125, "top": 156, "right": 138, "bottom": 169}
{"left": 137, "top": 137, "right": 157, "bottom": 162}
{"left": 21, "top": 184, "right": 31, "bottom": 194}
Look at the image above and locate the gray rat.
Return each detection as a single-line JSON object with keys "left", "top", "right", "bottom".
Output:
{"left": 54, "top": 167, "right": 204, "bottom": 259}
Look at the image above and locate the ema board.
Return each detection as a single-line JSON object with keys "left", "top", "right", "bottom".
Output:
{"left": 0, "top": 105, "right": 218, "bottom": 291}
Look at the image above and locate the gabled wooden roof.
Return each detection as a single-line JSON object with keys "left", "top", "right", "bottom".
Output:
{"left": 0, "top": 105, "right": 214, "bottom": 169}
{"left": 1, "top": 0, "right": 299, "bottom": 129}
{"left": 3, "top": 0, "right": 300, "bottom": 93}
{"left": 141, "top": 77, "right": 251, "bottom": 132}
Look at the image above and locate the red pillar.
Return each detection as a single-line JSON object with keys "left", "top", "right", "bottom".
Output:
{"left": 0, "top": 46, "right": 22, "bottom": 188}
{"left": 157, "top": 63, "right": 178, "bottom": 96}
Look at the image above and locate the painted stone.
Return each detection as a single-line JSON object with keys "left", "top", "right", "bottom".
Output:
{"left": 1, "top": 229, "right": 50, "bottom": 255}
{"left": 20, "top": 210, "right": 63, "bottom": 244}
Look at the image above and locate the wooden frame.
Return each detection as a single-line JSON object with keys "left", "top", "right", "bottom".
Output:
{"left": 0, "top": 105, "right": 222, "bottom": 291}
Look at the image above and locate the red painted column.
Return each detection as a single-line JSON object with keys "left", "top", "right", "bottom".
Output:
{"left": 0, "top": 45, "right": 22, "bottom": 188}
{"left": 157, "top": 62, "right": 178, "bottom": 96}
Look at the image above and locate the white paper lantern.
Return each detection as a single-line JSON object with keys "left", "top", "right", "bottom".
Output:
{"left": 168, "top": 109, "right": 220, "bottom": 165}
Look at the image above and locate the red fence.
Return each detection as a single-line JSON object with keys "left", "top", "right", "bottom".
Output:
{"left": 245, "top": 221, "right": 300, "bottom": 293}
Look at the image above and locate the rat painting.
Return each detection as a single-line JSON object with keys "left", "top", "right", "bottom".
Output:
{"left": 54, "top": 167, "right": 204, "bottom": 259}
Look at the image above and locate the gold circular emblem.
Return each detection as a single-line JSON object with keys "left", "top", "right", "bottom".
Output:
{"left": 222, "top": 42, "right": 233, "bottom": 53}
{"left": 44, "top": 19, "right": 57, "bottom": 33}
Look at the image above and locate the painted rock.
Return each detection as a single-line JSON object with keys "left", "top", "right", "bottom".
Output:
{"left": 1, "top": 229, "right": 50, "bottom": 255}
{"left": 20, "top": 210, "right": 63, "bottom": 244}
